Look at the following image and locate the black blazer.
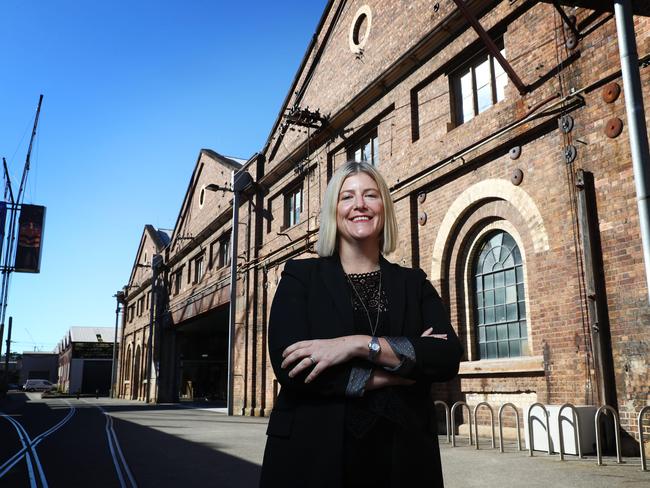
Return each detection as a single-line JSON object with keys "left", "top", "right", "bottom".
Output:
{"left": 260, "top": 255, "right": 462, "bottom": 488}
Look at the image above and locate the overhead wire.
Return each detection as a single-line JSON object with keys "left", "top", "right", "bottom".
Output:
{"left": 553, "top": 6, "right": 596, "bottom": 405}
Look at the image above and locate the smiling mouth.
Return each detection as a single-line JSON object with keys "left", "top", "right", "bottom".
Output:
{"left": 351, "top": 216, "right": 371, "bottom": 222}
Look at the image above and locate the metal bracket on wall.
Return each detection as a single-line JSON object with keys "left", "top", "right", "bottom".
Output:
{"left": 564, "top": 145, "right": 577, "bottom": 164}
{"left": 559, "top": 115, "right": 574, "bottom": 134}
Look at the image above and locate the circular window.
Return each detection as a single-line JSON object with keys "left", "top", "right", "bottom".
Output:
{"left": 349, "top": 5, "right": 372, "bottom": 54}
{"left": 199, "top": 187, "right": 206, "bottom": 207}
{"left": 353, "top": 14, "right": 368, "bottom": 44}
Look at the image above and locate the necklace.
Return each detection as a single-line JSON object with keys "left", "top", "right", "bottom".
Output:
{"left": 345, "top": 270, "right": 382, "bottom": 336}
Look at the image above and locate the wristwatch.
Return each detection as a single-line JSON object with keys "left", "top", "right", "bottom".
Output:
{"left": 368, "top": 336, "right": 381, "bottom": 362}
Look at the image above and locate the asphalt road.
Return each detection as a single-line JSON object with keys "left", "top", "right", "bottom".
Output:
{"left": 1, "top": 393, "right": 648, "bottom": 487}
{"left": 0, "top": 392, "right": 266, "bottom": 488}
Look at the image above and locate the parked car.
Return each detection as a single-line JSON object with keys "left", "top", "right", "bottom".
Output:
{"left": 22, "top": 379, "right": 56, "bottom": 392}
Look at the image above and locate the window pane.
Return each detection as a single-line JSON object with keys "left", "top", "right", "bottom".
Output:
{"left": 477, "top": 84, "right": 492, "bottom": 114}
{"left": 462, "top": 95, "right": 474, "bottom": 123}
{"left": 475, "top": 58, "right": 491, "bottom": 89}
{"left": 521, "top": 339, "right": 528, "bottom": 354}
{"left": 487, "top": 343, "right": 497, "bottom": 359}
{"left": 372, "top": 136, "right": 379, "bottom": 166}
{"left": 497, "top": 324, "right": 508, "bottom": 340}
{"left": 509, "top": 339, "right": 520, "bottom": 357}
{"left": 506, "top": 269, "right": 516, "bottom": 285}
{"left": 476, "top": 277, "right": 483, "bottom": 291}
{"left": 480, "top": 343, "right": 487, "bottom": 359}
{"left": 518, "top": 301, "right": 527, "bottom": 319}
{"left": 363, "top": 142, "right": 371, "bottom": 162}
{"left": 495, "top": 49, "right": 507, "bottom": 102}
{"left": 485, "top": 290, "right": 494, "bottom": 306}
{"left": 496, "top": 305, "right": 506, "bottom": 322}
{"left": 477, "top": 293, "right": 483, "bottom": 308}
{"left": 479, "top": 327, "right": 486, "bottom": 343}
{"left": 506, "top": 303, "right": 518, "bottom": 321}
{"left": 498, "top": 342, "right": 509, "bottom": 358}
{"left": 520, "top": 321, "right": 528, "bottom": 338}
{"left": 478, "top": 308, "right": 484, "bottom": 324}
{"left": 508, "top": 322, "right": 520, "bottom": 338}
{"left": 460, "top": 71, "right": 474, "bottom": 122}
{"left": 484, "top": 274, "right": 494, "bottom": 290}
{"left": 495, "top": 71, "right": 507, "bottom": 102}
{"left": 517, "top": 283, "right": 525, "bottom": 298}
{"left": 495, "top": 271, "right": 505, "bottom": 287}
{"left": 485, "top": 307, "right": 495, "bottom": 323}
{"left": 506, "top": 285, "right": 517, "bottom": 303}
{"left": 486, "top": 325, "right": 496, "bottom": 341}
{"left": 460, "top": 70, "right": 473, "bottom": 93}
{"left": 495, "top": 287, "right": 505, "bottom": 305}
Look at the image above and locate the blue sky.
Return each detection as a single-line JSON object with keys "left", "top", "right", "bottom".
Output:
{"left": 0, "top": 0, "right": 327, "bottom": 352}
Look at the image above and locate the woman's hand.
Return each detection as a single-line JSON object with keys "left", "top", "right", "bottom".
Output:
{"left": 281, "top": 336, "right": 364, "bottom": 383}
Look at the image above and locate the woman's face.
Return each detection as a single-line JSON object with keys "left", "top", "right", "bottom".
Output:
{"left": 336, "top": 172, "right": 384, "bottom": 248}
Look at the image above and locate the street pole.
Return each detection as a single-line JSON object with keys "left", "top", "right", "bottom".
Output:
{"left": 227, "top": 171, "right": 240, "bottom": 416}
{"left": 145, "top": 255, "right": 161, "bottom": 404}
{"left": 4, "top": 316, "right": 11, "bottom": 384}
{"left": 110, "top": 291, "right": 125, "bottom": 398}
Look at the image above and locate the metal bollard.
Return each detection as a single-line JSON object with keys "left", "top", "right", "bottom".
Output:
{"left": 450, "top": 401, "right": 474, "bottom": 447}
{"left": 637, "top": 405, "right": 649, "bottom": 471}
{"left": 473, "top": 402, "right": 496, "bottom": 450}
{"left": 498, "top": 403, "right": 522, "bottom": 453}
{"left": 595, "top": 405, "right": 623, "bottom": 465}
{"left": 557, "top": 403, "right": 583, "bottom": 460}
{"left": 527, "top": 403, "right": 552, "bottom": 456}
{"left": 434, "top": 400, "right": 451, "bottom": 443}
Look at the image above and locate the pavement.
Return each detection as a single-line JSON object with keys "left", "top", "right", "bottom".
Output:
{"left": 2, "top": 394, "right": 648, "bottom": 487}
{"left": 103, "top": 397, "right": 650, "bottom": 487}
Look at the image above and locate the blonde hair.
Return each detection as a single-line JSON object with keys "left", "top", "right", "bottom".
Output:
{"left": 316, "top": 161, "right": 398, "bottom": 257}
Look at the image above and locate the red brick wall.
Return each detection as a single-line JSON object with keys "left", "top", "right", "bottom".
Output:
{"left": 246, "top": 0, "right": 650, "bottom": 444}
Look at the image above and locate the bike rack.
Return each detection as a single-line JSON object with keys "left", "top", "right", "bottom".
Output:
{"left": 557, "top": 403, "right": 583, "bottom": 460}
{"left": 637, "top": 405, "right": 650, "bottom": 471}
{"left": 434, "top": 400, "right": 451, "bottom": 443}
{"left": 527, "top": 402, "right": 552, "bottom": 456}
{"left": 450, "top": 401, "right": 474, "bottom": 447}
{"left": 498, "top": 403, "right": 522, "bottom": 452}
{"left": 595, "top": 405, "right": 623, "bottom": 465}
{"left": 473, "top": 402, "right": 496, "bottom": 450}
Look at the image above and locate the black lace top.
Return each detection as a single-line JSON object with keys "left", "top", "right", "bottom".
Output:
{"left": 346, "top": 270, "right": 388, "bottom": 336}
{"left": 344, "top": 270, "right": 415, "bottom": 439}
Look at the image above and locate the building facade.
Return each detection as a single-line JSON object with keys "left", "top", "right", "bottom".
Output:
{"left": 57, "top": 327, "right": 116, "bottom": 395}
{"left": 118, "top": 0, "right": 650, "bottom": 450}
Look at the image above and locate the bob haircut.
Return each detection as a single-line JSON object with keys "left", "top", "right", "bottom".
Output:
{"left": 316, "top": 161, "right": 398, "bottom": 257}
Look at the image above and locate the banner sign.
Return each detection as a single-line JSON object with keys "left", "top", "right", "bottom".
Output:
{"left": 14, "top": 204, "right": 46, "bottom": 273}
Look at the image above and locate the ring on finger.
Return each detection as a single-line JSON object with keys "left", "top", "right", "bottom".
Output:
{"left": 309, "top": 356, "right": 316, "bottom": 365}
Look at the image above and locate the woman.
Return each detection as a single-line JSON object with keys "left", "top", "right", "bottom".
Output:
{"left": 260, "top": 161, "right": 462, "bottom": 488}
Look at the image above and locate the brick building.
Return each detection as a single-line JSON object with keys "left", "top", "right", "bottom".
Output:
{"left": 118, "top": 0, "right": 650, "bottom": 450}
{"left": 118, "top": 224, "right": 171, "bottom": 401}
{"left": 118, "top": 149, "right": 247, "bottom": 403}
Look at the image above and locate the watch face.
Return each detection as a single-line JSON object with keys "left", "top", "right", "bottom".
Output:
{"left": 370, "top": 342, "right": 380, "bottom": 352}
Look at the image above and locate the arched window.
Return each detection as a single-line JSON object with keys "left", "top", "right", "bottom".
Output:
{"left": 124, "top": 346, "right": 132, "bottom": 381}
{"left": 474, "top": 231, "right": 527, "bottom": 359}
